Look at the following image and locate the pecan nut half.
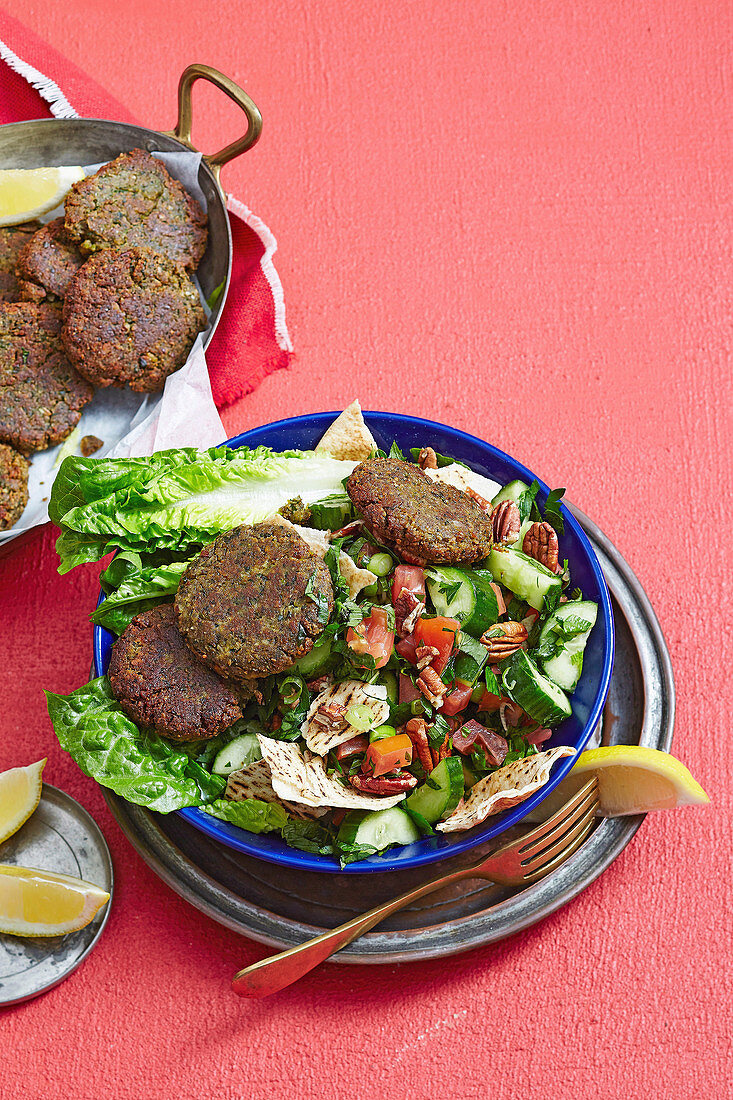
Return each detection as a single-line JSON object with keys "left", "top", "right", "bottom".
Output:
{"left": 405, "top": 717, "right": 434, "bottom": 773}
{"left": 522, "top": 521, "right": 560, "bottom": 573}
{"left": 490, "top": 500, "right": 520, "bottom": 545}
{"left": 480, "top": 621, "right": 528, "bottom": 661}
{"left": 394, "top": 589, "right": 424, "bottom": 637}
{"left": 350, "top": 772, "right": 418, "bottom": 795}
{"left": 418, "top": 446, "right": 438, "bottom": 470}
{"left": 312, "top": 702, "right": 348, "bottom": 730}
{"left": 416, "top": 666, "right": 447, "bottom": 706}
{"left": 415, "top": 643, "right": 440, "bottom": 670}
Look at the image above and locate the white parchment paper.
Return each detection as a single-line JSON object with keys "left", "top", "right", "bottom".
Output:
{"left": 1, "top": 151, "right": 225, "bottom": 546}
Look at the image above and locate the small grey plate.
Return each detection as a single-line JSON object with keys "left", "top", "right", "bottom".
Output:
{"left": 104, "top": 508, "right": 674, "bottom": 963}
{"left": 0, "top": 785, "right": 113, "bottom": 1006}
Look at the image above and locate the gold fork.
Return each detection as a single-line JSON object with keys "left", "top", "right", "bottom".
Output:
{"left": 232, "top": 776, "right": 598, "bottom": 997}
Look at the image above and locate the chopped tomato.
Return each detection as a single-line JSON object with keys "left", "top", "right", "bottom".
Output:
{"left": 364, "top": 734, "right": 413, "bottom": 777}
{"left": 476, "top": 688, "right": 503, "bottom": 713}
{"left": 398, "top": 672, "right": 421, "bottom": 703}
{"left": 346, "top": 606, "right": 395, "bottom": 669}
{"left": 491, "top": 582, "right": 507, "bottom": 617}
{"left": 414, "top": 616, "right": 459, "bottom": 674}
{"left": 391, "top": 564, "right": 425, "bottom": 605}
{"left": 396, "top": 633, "right": 419, "bottom": 665}
{"left": 441, "top": 680, "right": 474, "bottom": 716}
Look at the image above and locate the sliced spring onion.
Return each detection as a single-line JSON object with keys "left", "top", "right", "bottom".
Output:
{"left": 367, "top": 552, "right": 394, "bottom": 577}
{"left": 370, "top": 724, "right": 397, "bottom": 743}
{"left": 345, "top": 703, "right": 377, "bottom": 731}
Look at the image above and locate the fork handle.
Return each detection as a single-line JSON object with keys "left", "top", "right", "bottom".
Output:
{"left": 232, "top": 866, "right": 474, "bottom": 997}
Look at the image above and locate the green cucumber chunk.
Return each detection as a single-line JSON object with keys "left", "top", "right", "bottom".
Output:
{"left": 405, "top": 756, "right": 465, "bottom": 824}
{"left": 490, "top": 479, "right": 530, "bottom": 508}
{"left": 537, "top": 600, "right": 598, "bottom": 691}
{"left": 488, "top": 546, "right": 562, "bottom": 611}
{"left": 427, "top": 567, "right": 499, "bottom": 636}
{"left": 212, "top": 733, "right": 262, "bottom": 776}
{"left": 337, "top": 806, "right": 419, "bottom": 858}
{"left": 501, "top": 650, "right": 572, "bottom": 726}
{"left": 292, "top": 639, "right": 332, "bottom": 678}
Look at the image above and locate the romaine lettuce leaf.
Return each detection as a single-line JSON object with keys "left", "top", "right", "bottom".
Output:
{"left": 46, "top": 677, "right": 225, "bottom": 812}
{"left": 51, "top": 445, "right": 357, "bottom": 573}
{"left": 203, "top": 799, "right": 288, "bottom": 833}
{"left": 90, "top": 560, "right": 190, "bottom": 635}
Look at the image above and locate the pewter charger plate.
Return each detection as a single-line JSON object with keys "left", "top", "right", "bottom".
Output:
{"left": 0, "top": 786, "right": 113, "bottom": 1005}
{"left": 104, "top": 509, "right": 673, "bottom": 963}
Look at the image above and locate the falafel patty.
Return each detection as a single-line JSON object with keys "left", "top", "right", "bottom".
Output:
{"left": 16, "top": 218, "right": 84, "bottom": 302}
{"left": 0, "top": 222, "right": 41, "bottom": 302}
{"left": 175, "top": 522, "right": 335, "bottom": 681}
{"left": 0, "top": 302, "right": 94, "bottom": 455}
{"left": 0, "top": 443, "right": 29, "bottom": 529}
{"left": 62, "top": 246, "right": 205, "bottom": 393}
{"left": 64, "top": 148, "right": 208, "bottom": 270}
{"left": 347, "top": 456, "right": 494, "bottom": 563}
{"left": 108, "top": 604, "right": 243, "bottom": 742}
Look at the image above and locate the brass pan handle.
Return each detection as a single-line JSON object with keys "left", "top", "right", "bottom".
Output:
{"left": 166, "top": 63, "right": 262, "bottom": 180}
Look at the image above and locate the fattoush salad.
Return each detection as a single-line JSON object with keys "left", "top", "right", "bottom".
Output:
{"left": 46, "top": 403, "right": 598, "bottom": 866}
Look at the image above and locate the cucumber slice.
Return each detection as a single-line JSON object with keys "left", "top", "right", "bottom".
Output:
{"left": 308, "top": 496, "right": 353, "bottom": 530}
{"left": 405, "top": 756, "right": 465, "bottom": 824}
{"left": 501, "top": 650, "right": 572, "bottom": 725}
{"left": 427, "top": 566, "right": 475, "bottom": 623}
{"left": 488, "top": 546, "right": 562, "bottom": 611}
{"left": 212, "top": 733, "right": 262, "bottom": 776}
{"left": 537, "top": 600, "right": 598, "bottom": 691}
{"left": 490, "top": 479, "right": 530, "bottom": 508}
{"left": 292, "top": 639, "right": 332, "bottom": 678}
{"left": 427, "top": 567, "right": 500, "bottom": 635}
{"left": 337, "top": 806, "right": 419, "bottom": 858}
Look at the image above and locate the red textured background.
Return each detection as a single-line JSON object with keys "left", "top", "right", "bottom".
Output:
{"left": 1, "top": 3, "right": 729, "bottom": 1097}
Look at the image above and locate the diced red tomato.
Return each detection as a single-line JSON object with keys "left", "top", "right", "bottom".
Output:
{"left": 491, "top": 582, "right": 507, "bottom": 617}
{"left": 441, "top": 680, "right": 474, "bottom": 716}
{"left": 346, "top": 606, "right": 395, "bottom": 669}
{"left": 364, "top": 734, "right": 413, "bottom": 777}
{"left": 391, "top": 564, "right": 425, "bottom": 605}
{"left": 525, "top": 726, "right": 552, "bottom": 747}
{"left": 396, "top": 633, "right": 419, "bottom": 665}
{"left": 452, "top": 719, "right": 508, "bottom": 767}
{"left": 414, "top": 616, "right": 460, "bottom": 674}
{"left": 476, "top": 688, "right": 503, "bottom": 713}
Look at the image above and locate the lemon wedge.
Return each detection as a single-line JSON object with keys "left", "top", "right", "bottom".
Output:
{"left": 0, "top": 759, "right": 46, "bottom": 844}
{"left": 0, "top": 166, "right": 85, "bottom": 226}
{"left": 0, "top": 864, "right": 110, "bottom": 937}
{"left": 544, "top": 746, "right": 709, "bottom": 818}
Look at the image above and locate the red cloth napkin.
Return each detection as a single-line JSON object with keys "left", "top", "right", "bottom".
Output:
{"left": 0, "top": 10, "right": 292, "bottom": 408}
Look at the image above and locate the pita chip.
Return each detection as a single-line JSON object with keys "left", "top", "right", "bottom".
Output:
{"left": 302, "top": 680, "right": 390, "bottom": 755}
{"left": 257, "top": 734, "right": 407, "bottom": 810}
{"left": 436, "top": 746, "right": 576, "bottom": 833}
{"left": 425, "top": 463, "right": 502, "bottom": 502}
{"left": 225, "top": 758, "right": 327, "bottom": 821}
{"left": 315, "top": 400, "right": 377, "bottom": 461}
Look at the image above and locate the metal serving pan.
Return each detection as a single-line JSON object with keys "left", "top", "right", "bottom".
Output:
{"left": 0, "top": 63, "right": 262, "bottom": 343}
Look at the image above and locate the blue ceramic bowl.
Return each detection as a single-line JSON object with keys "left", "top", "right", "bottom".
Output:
{"left": 94, "top": 411, "right": 614, "bottom": 873}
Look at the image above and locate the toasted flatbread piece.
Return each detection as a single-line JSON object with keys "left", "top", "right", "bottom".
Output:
{"left": 257, "top": 734, "right": 407, "bottom": 810}
{"left": 302, "top": 680, "right": 390, "bottom": 755}
{"left": 436, "top": 746, "right": 575, "bottom": 833}
{"left": 225, "top": 758, "right": 327, "bottom": 820}
{"left": 425, "top": 463, "right": 501, "bottom": 503}
{"left": 268, "top": 513, "right": 376, "bottom": 598}
{"left": 315, "top": 400, "right": 377, "bottom": 461}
